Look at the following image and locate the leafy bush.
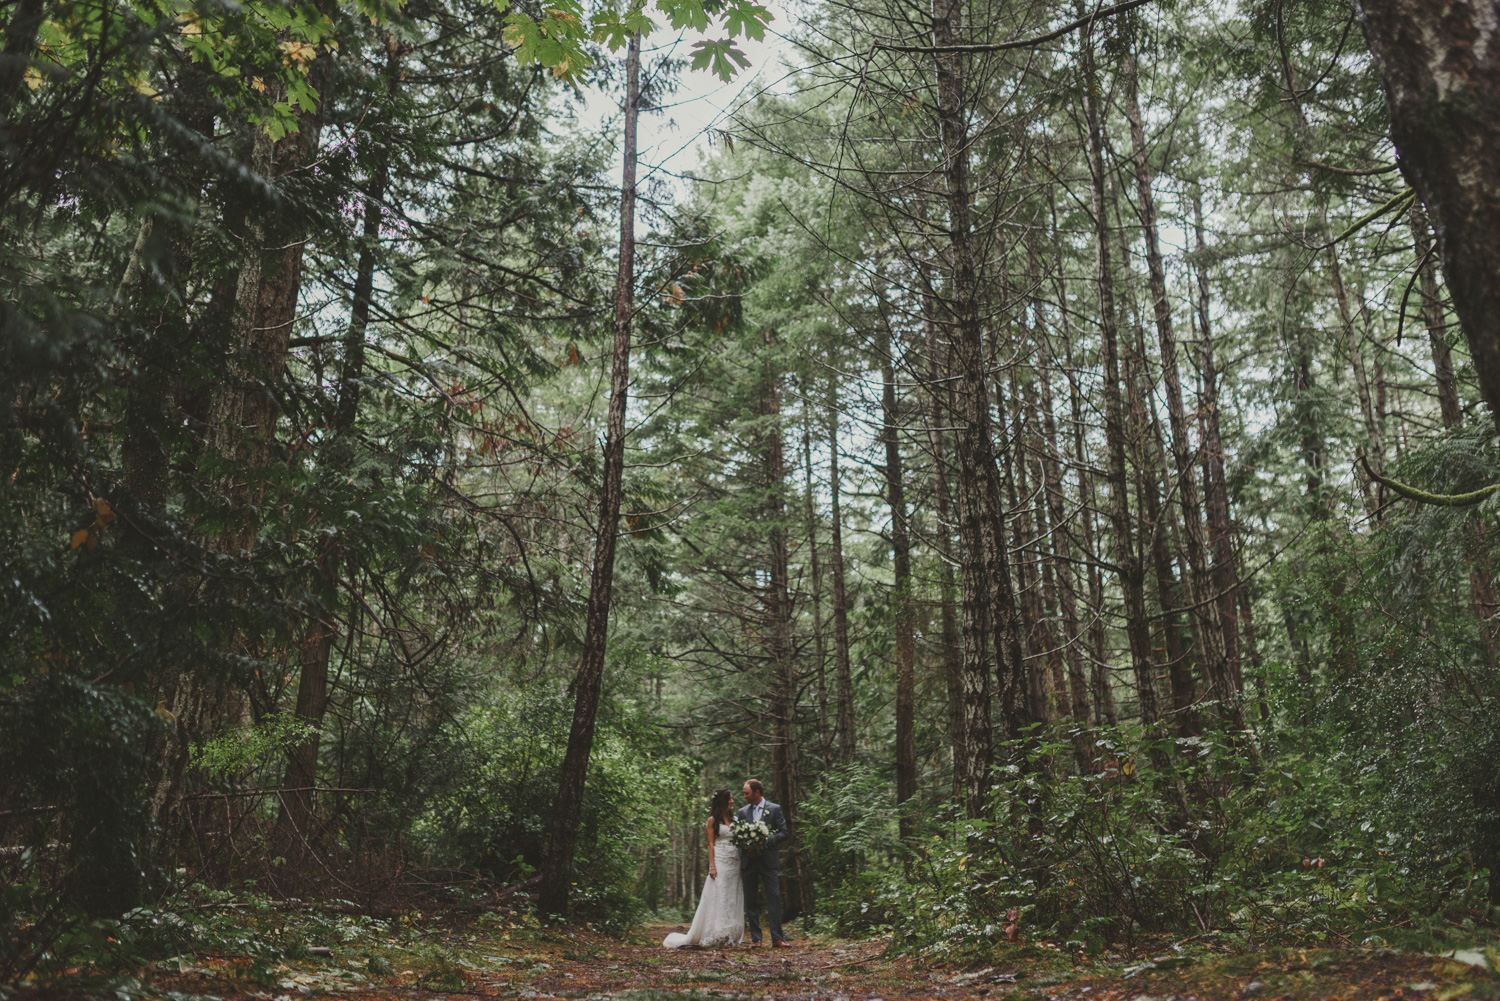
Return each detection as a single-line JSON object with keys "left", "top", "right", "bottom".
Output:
{"left": 0, "top": 671, "right": 159, "bottom": 920}
{"left": 411, "top": 690, "right": 697, "bottom": 930}
{"left": 803, "top": 725, "right": 1493, "bottom": 958}
{"left": 798, "top": 762, "right": 908, "bottom": 937}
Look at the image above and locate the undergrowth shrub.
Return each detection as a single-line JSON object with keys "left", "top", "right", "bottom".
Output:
{"left": 804, "top": 725, "right": 1494, "bottom": 957}
{"left": 412, "top": 690, "right": 696, "bottom": 932}
{"left": 0, "top": 669, "right": 159, "bottom": 947}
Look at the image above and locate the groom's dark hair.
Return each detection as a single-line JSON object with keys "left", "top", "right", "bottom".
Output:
{"left": 745, "top": 779, "right": 763, "bottom": 794}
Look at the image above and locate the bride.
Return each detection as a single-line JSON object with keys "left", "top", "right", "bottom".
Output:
{"left": 662, "top": 789, "right": 744, "bottom": 949}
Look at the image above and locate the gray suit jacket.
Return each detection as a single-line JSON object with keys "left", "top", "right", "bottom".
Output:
{"left": 736, "top": 800, "right": 788, "bottom": 871}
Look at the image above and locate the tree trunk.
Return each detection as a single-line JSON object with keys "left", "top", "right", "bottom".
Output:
{"left": 1037, "top": 360, "right": 1096, "bottom": 767}
{"left": 760, "top": 328, "right": 809, "bottom": 917}
{"left": 1237, "top": 579, "right": 1269, "bottom": 720}
{"left": 923, "top": 281, "right": 968, "bottom": 798}
{"left": 1020, "top": 366, "right": 1069, "bottom": 726}
{"left": 827, "top": 380, "right": 857, "bottom": 765}
{"left": 1329, "top": 244, "right": 1385, "bottom": 511}
{"left": 990, "top": 385, "right": 1032, "bottom": 749}
{"left": 537, "top": 29, "right": 639, "bottom": 921}
{"left": 1082, "top": 41, "right": 1159, "bottom": 731}
{"left": 1191, "top": 185, "right": 1245, "bottom": 696}
{"left": 152, "top": 81, "right": 325, "bottom": 833}
{"left": 1353, "top": 0, "right": 1500, "bottom": 433}
{"left": 1025, "top": 415, "right": 1071, "bottom": 732}
{"left": 1113, "top": 190, "right": 1196, "bottom": 737}
{"left": 1292, "top": 317, "right": 1327, "bottom": 517}
{"left": 278, "top": 69, "right": 395, "bottom": 834}
{"left": 0, "top": 0, "right": 44, "bottom": 115}
{"left": 801, "top": 414, "right": 833, "bottom": 759}
{"left": 1409, "top": 202, "right": 1463, "bottom": 428}
{"left": 1007, "top": 368, "right": 1051, "bottom": 728}
{"left": 878, "top": 317, "right": 917, "bottom": 837}
{"left": 1122, "top": 53, "right": 1243, "bottom": 734}
{"left": 1408, "top": 205, "right": 1500, "bottom": 670}
{"left": 1142, "top": 402, "right": 1199, "bottom": 737}
{"left": 1058, "top": 271, "right": 1117, "bottom": 727}
{"left": 930, "top": 0, "right": 1026, "bottom": 814}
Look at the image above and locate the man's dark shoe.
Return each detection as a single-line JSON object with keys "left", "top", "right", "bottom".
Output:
{"left": 772, "top": 939, "right": 790, "bottom": 949}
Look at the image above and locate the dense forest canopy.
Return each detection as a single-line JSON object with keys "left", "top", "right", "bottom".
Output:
{"left": 5, "top": 0, "right": 1500, "bottom": 979}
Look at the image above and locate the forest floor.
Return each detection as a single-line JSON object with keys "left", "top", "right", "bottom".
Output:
{"left": 78, "top": 911, "right": 1499, "bottom": 1001}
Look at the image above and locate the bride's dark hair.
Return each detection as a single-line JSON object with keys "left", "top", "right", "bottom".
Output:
{"left": 708, "top": 789, "right": 732, "bottom": 824}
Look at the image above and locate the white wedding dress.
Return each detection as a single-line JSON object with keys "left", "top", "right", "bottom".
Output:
{"left": 662, "top": 823, "right": 744, "bottom": 948}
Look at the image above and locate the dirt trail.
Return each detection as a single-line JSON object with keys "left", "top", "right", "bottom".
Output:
{"left": 135, "top": 913, "right": 1493, "bottom": 1001}
{"left": 489, "top": 923, "right": 924, "bottom": 1000}
{"left": 469, "top": 924, "right": 1481, "bottom": 1001}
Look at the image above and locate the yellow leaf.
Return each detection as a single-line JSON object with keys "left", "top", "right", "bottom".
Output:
{"left": 154, "top": 699, "right": 177, "bottom": 723}
{"left": 279, "top": 40, "right": 317, "bottom": 68}
{"left": 1121, "top": 759, "right": 1136, "bottom": 776}
{"left": 70, "top": 528, "right": 89, "bottom": 550}
{"left": 92, "top": 497, "right": 114, "bottom": 526}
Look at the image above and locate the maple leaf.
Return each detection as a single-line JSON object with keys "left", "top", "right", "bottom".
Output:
{"left": 689, "top": 38, "right": 749, "bottom": 82}
{"left": 721, "top": 0, "right": 771, "bottom": 41}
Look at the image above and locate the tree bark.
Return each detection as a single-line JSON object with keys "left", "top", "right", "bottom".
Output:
{"left": 1008, "top": 368, "right": 1051, "bottom": 728}
{"left": 537, "top": 29, "right": 639, "bottom": 921}
{"left": 1328, "top": 243, "right": 1385, "bottom": 512}
{"left": 1141, "top": 394, "right": 1199, "bottom": 737}
{"left": 800, "top": 414, "right": 833, "bottom": 759}
{"left": 1112, "top": 189, "right": 1196, "bottom": 737}
{"left": 0, "top": 0, "right": 44, "bottom": 116}
{"left": 1082, "top": 41, "right": 1159, "bottom": 731}
{"left": 1237, "top": 579, "right": 1268, "bottom": 719}
{"left": 1052, "top": 221, "right": 1118, "bottom": 727}
{"left": 878, "top": 316, "right": 917, "bottom": 837}
{"left": 1190, "top": 185, "right": 1245, "bottom": 696}
{"left": 1037, "top": 359, "right": 1095, "bottom": 765}
{"left": 1353, "top": 0, "right": 1500, "bottom": 433}
{"left": 1122, "top": 52, "right": 1243, "bottom": 733}
{"left": 922, "top": 279, "right": 968, "bottom": 798}
{"left": 1024, "top": 401, "right": 1072, "bottom": 736}
{"left": 278, "top": 60, "right": 396, "bottom": 834}
{"left": 930, "top": 0, "right": 1026, "bottom": 813}
{"left": 760, "top": 329, "right": 809, "bottom": 917}
{"left": 1408, "top": 205, "right": 1500, "bottom": 670}
{"left": 827, "top": 381, "right": 857, "bottom": 765}
{"left": 152, "top": 77, "right": 325, "bottom": 833}
{"left": 1409, "top": 202, "right": 1463, "bottom": 428}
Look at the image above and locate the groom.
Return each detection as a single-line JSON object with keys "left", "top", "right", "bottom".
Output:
{"left": 738, "top": 778, "right": 789, "bottom": 948}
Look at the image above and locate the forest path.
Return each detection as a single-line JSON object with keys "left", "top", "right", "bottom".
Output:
{"left": 465, "top": 922, "right": 1475, "bottom": 1001}
{"left": 134, "top": 909, "right": 1490, "bottom": 1001}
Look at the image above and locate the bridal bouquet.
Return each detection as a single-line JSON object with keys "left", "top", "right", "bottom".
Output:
{"left": 728, "top": 818, "right": 772, "bottom": 853}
